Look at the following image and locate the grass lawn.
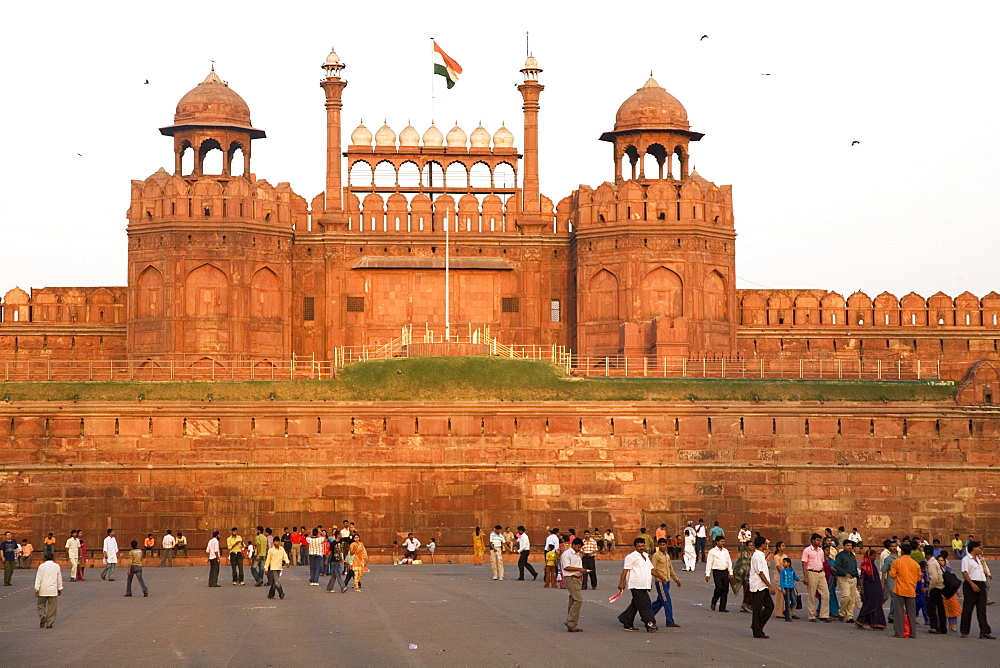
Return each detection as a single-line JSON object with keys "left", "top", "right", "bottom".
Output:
{"left": 0, "top": 357, "right": 956, "bottom": 403}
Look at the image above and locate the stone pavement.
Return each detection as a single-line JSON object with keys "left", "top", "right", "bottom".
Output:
{"left": 1, "top": 560, "right": 997, "bottom": 666}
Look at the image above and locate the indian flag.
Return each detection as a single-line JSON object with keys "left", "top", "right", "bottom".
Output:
{"left": 433, "top": 41, "right": 462, "bottom": 89}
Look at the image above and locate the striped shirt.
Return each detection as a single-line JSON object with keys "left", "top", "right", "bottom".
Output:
{"left": 582, "top": 538, "right": 598, "bottom": 556}
{"left": 490, "top": 532, "right": 504, "bottom": 550}
{"left": 307, "top": 536, "right": 326, "bottom": 556}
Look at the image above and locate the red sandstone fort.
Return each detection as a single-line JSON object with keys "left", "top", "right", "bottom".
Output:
{"left": 1, "top": 50, "right": 998, "bottom": 548}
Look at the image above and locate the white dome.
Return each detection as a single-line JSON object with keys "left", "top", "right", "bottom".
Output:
{"left": 399, "top": 124, "right": 420, "bottom": 147}
{"left": 325, "top": 49, "right": 341, "bottom": 66}
{"left": 374, "top": 123, "right": 396, "bottom": 147}
{"left": 446, "top": 124, "right": 467, "bottom": 147}
{"left": 351, "top": 123, "right": 372, "bottom": 146}
{"left": 493, "top": 125, "right": 514, "bottom": 148}
{"left": 470, "top": 125, "right": 491, "bottom": 148}
{"left": 423, "top": 124, "right": 444, "bottom": 147}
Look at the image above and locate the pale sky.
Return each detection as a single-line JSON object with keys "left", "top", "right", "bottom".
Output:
{"left": 2, "top": 1, "right": 997, "bottom": 300}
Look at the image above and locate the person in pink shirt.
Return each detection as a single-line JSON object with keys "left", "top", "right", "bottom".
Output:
{"left": 801, "top": 533, "right": 832, "bottom": 622}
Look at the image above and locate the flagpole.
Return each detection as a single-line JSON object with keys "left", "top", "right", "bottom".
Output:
{"left": 430, "top": 37, "right": 436, "bottom": 126}
{"left": 444, "top": 209, "right": 450, "bottom": 341}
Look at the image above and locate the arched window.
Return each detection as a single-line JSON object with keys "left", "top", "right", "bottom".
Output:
{"left": 422, "top": 161, "right": 444, "bottom": 188}
{"left": 250, "top": 267, "right": 281, "bottom": 319}
{"left": 642, "top": 152, "right": 659, "bottom": 179}
{"left": 180, "top": 142, "right": 194, "bottom": 175}
{"left": 641, "top": 267, "right": 683, "bottom": 319}
{"left": 494, "top": 162, "right": 515, "bottom": 188}
{"left": 705, "top": 271, "right": 727, "bottom": 321}
{"left": 349, "top": 161, "right": 373, "bottom": 187}
{"left": 373, "top": 161, "right": 396, "bottom": 187}
{"left": 137, "top": 266, "right": 164, "bottom": 319}
{"left": 588, "top": 269, "right": 619, "bottom": 321}
{"left": 470, "top": 162, "right": 491, "bottom": 188}
{"left": 185, "top": 264, "right": 229, "bottom": 317}
{"left": 446, "top": 161, "right": 468, "bottom": 188}
{"left": 398, "top": 161, "right": 420, "bottom": 187}
{"left": 199, "top": 139, "right": 223, "bottom": 175}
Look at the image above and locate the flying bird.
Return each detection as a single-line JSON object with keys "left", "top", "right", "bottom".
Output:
{"left": 144, "top": 79, "right": 149, "bottom": 84}
{"left": 761, "top": 73, "right": 771, "bottom": 76}
{"left": 851, "top": 140, "right": 860, "bottom": 146}
{"left": 76, "top": 153, "right": 82, "bottom": 156}
{"left": 700, "top": 35, "right": 709, "bottom": 40}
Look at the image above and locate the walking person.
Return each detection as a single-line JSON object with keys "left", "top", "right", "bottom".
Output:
{"left": 265, "top": 536, "right": 289, "bottom": 599}
{"left": 159, "top": 530, "right": 176, "bottom": 567}
{"left": 801, "top": 533, "right": 831, "bottom": 622}
{"left": 124, "top": 540, "right": 148, "bottom": 597}
{"left": 101, "top": 529, "right": 119, "bottom": 581}
{"left": 834, "top": 540, "right": 860, "bottom": 622}
{"left": 960, "top": 540, "right": 996, "bottom": 639}
{"left": 581, "top": 529, "right": 598, "bottom": 590}
{"left": 706, "top": 536, "right": 733, "bottom": 612}
{"left": 616, "top": 537, "right": 658, "bottom": 632}
{"left": 34, "top": 552, "right": 62, "bottom": 628}
{"left": 2, "top": 531, "right": 19, "bottom": 585}
{"left": 403, "top": 532, "right": 421, "bottom": 562}
{"left": 561, "top": 537, "right": 588, "bottom": 632}
{"left": 924, "top": 544, "right": 947, "bottom": 634}
{"left": 489, "top": 525, "right": 505, "bottom": 581}
{"left": 682, "top": 523, "right": 697, "bottom": 571}
{"left": 324, "top": 538, "right": 347, "bottom": 593}
{"left": 206, "top": 530, "right": 221, "bottom": 587}
{"left": 516, "top": 526, "right": 539, "bottom": 581}
{"left": 349, "top": 535, "right": 369, "bottom": 591}
{"left": 771, "top": 542, "right": 790, "bottom": 619}
{"left": 748, "top": 536, "right": 776, "bottom": 638}
{"left": 227, "top": 527, "right": 246, "bottom": 585}
{"left": 76, "top": 532, "right": 88, "bottom": 580}
{"left": 251, "top": 526, "right": 268, "bottom": 586}
{"left": 307, "top": 528, "right": 325, "bottom": 585}
{"left": 651, "top": 538, "right": 682, "bottom": 627}
{"left": 854, "top": 548, "right": 888, "bottom": 630}
{"left": 64, "top": 531, "right": 80, "bottom": 581}
{"left": 889, "top": 542, "right": 921, "bottom": 638}
{"left": 779, "top": 558, "right": 800, "bottom": 622}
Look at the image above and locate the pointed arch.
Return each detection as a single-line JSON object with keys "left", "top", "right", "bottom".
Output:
{"left": 185, "top": 264, "right": 229, "bottom": 317}
{"left": 641, "top": 266, "right": 683, "bottom": 319}
{"left": 588, "top": 269, "right": 619, "bottom": 321}
{"left": 137, "top": 265, "right": 164, "bottom": 319}
{"left": 250, "top": 267, "right": 281, "bottom": 319}
{"left": 705, "top": 270, "right": 728, "bottom": 321}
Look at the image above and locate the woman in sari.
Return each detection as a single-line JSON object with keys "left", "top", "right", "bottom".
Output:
{"left": 77, "top": 533, "right": 88, "bottom": 581}
{"left": 472, "top": 526, "right": 486, "bottom": 565}
{"left": 822, "top": 545, "right": 840, "bottom": 618}
{"left": 349, "top": 535, "right": 369, "bottom": 591}
{"left": 854, "top": 548, "right": 887, "bottom": 630}
{"left": 731, "top": 542, "right": 752, "bottom": 612}
{"left": 771, "top": 542, "right": 790, "bottom": 620}
{"left": 938, "top": 553, "right": 961, "bottom": 632}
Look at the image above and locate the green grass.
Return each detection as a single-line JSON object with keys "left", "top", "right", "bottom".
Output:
{"left": 0, "top": 356, "right": 956, "bottom": 402}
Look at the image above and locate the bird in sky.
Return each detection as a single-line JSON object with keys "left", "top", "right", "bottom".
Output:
{"left": 761, "top": 73, "right": 771, "bottom": 76}
{"left": 144, "top": 79, "right": 149, "bottom": 84}
{"left": 76, "top": 153, "right": 82, "bottom": 157}
{"left": 700, "top": 34, "right": 709, "bottom": 40}
{"left": 851, "top": 140, "right": 860, "bottom": 146}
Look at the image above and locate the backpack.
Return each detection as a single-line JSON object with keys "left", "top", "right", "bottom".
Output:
{"left": 942, "top": 570, "right": 961, "bottom": 599}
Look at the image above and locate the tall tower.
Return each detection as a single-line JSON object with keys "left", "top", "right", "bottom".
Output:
{"left": 569, "top": 77, "right": 736, "bottom": 360}
{"left": 127, "top": 70, "right": 302, "bottom": 365}
{"left": 517, "top": 55, "right": 546, "bottom": 234}
{"left": 318, "top": 48, "right": 348, "bottom": 230}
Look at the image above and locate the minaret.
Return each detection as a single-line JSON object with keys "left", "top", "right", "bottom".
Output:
{"left": 319, "top": 48, "right": 347, "bottom": 228}
{"left": 517, "top": 54, "right": 545, "bottom": 231}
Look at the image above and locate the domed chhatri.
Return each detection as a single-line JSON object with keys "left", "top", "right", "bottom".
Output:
{"left": 614, "top": 76, "right": 689, "bottom": 133}
{"left": 422, "top": 124, "right": 444, "bottom": 147}
{"left": 493, "top": 125, "right": 514, "bottom": 148}
{"left": 398, "top": 124, "right": 420, "bottom": 147}
{"left": 470, "top": 125, "right": 491, "bottom": 148}
{"left": 374, "top": 123, "right": 396, "bottom": 147}
{"left": 351, "top": 122, "right": 373, "bottom": 146}
{"left": 446, "top": 124, "right": 468, "bottom": 147}
{"left": 169, "top": 70, "right": 263, "bottom": 137}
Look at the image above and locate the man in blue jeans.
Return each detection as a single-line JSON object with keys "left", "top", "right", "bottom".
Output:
{"left": 651, "top": 538, "right": 682, "bottom": 627}
{"left": 306, "top": 529, "right": 325, "bottom": 585}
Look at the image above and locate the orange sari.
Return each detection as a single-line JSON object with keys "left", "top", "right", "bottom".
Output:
{"left": 349, "top": 542, "right": 369, "bottom": 574}
{"left": 472, "top": 532, "right": 486, "bottom": 563}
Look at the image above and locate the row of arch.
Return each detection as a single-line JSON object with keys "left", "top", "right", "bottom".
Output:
{"left": 348, "top": 159, "right": 516, "bottom": 189}
{"left": 618, "top": 143, "right": 689, "bottom": 181}
{"left": 586, "top": 267, "right": 728, "bottom": 322}
{"left": 740, "top": 290, "right": 1000, "bottom": 327}
{"left": 175, "top": 139, "right": 248, "bottom": 177}
{"left": 135, "top": 264, "right": 282, "bottom": 320}
{"left": 0, "top": 287, "right": 124, "bottom": 324}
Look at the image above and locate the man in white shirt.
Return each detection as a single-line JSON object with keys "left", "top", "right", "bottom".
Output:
{"left": 848, "top": 528, "right": 863, "bottom": 547}
{"left": 705, "top": 536, "right": 734, "bottom": 612}
{"left": 516, "top": 526, "right": 539, "bottom": 581}
{"left": 748, "top": 536, "right": 776, "bottom": 638}
{"left": 544, "top": 528, "right": 560, "bottom": 553}
{"left": 34, "top": 552, "right": 63, "bottom": 628}
{"left": 101, "top": 529, "right": 119, "bottom": 581}
{"left": 561, "top": 537, "right": 588, "bottom": 632}
{"left": 694, "top": 520, "right": 708, "bottom": 562}
{"left": 65, "top": 531, "right": 81, "bottom": 582}
{"left": 206, "top": 530, "right": 221, "bottom": 587}
{"left": 403, "top": 533, "right": 421, "bottom": 561}
{"left": 489, "top": 525, "right": 505, "bottom": 580}
{"left": 159, "top": 530, "right": 176, "bottom": 567}
{"left": 960, "top": 540, "right": 995, "bottom": 639}
{"left": 617, "top": 537, "right": 658, "bottom": 632}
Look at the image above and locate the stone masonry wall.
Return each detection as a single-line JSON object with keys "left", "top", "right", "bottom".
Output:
{"left": 1, "top": 401, "right": 998, "bottom": 548}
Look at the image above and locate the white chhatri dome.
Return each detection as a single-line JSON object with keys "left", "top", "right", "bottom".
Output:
{"left": 470, "top": 125, "right": 491, "bottom": 148}
{"left": 446, "top": 124, "right": 467, "bottom": 147}
{"left": 351, "top": 122, "right": 372, "bottom": 146}
{"left": 399, "top": 124, "right": 420, "bottom": 147}
{"left": 422, "top": 124, "right": 444, "bottom": 147}
{"left": 493, "top": 125, "right": 514, "bottom": 148}
{"left": 374, "top": 123, "right": 396, "bottom": 146}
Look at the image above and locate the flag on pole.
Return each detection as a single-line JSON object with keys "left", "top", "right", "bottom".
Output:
{"left": 433, "top": 41, "right": 462, "bottom": 89}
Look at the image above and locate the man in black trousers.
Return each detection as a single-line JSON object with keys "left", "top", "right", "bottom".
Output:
{"left": 748, "top": 535, "right": 776, "bottom": 638}
{"left": 705, "top": 536, "right": 733, "bottom": 612}
{"left": 516, "top": 526, "right": 538, "bottom": 580}
{"left": 617, "top": 537, "right": 658, "bottom": 632}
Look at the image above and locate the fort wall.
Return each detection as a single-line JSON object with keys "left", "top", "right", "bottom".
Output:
{"left": 2, "top": 400, "right": 998, "bottom": 548}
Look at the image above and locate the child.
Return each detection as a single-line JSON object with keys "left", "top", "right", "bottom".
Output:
{"left": 780, "top": 557, "right": 800, "bottom": 621}
{"left": 915, "top": 561, "right": 929, "bottom": 625}
{"left": 392, "top": 540, "right": 400, "bottom": 565}
{"left": 427, "top": 538, "right": 436, "bottom": 564}
{"left": 544, "top": 546, "right": 558, "bottom": 588}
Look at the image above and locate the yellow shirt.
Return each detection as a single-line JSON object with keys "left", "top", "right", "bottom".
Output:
{"left": 264, "top": 546, "right": 289, "bottom": 571}
{"left": 545, "top": 550, "right": 558, "bottom": 567}
{"left": 652, "top": 549, "right": 679, "bottom": 583}
{"left": 227, "top": 535, "right": 245, "bottom": 554}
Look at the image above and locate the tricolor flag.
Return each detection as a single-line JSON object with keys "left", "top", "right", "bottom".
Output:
{"left": 433, "top": 41, "right": 462, "bottom": 89}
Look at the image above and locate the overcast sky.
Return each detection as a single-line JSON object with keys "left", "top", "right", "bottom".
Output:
{"left": 2, "top": 1, "right": 997, "bottom": 300}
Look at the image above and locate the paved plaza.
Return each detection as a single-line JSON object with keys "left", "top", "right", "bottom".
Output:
{"left": 1, "top": 559, "right": 997, "bottom": 666}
